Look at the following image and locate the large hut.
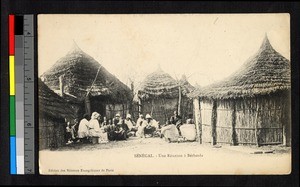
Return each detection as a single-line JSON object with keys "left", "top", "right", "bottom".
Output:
{"left": 41, "top": 43, "right": 133, "bottom": 119}
{"left": 39, "top": 78, "right": 75, "bottom": 150}
{"left": 189, "top": 36, "right": 291, "bottom": 146}
{"left": 135, "top": 68, "right": 194, "bottom": 124}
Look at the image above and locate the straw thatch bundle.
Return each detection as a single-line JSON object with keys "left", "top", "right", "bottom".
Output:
{"left": 39, "top": 78, "right": 75, "bottom": 119}
{"left": 179, "top": 75, "right": 195, "bottom": 95}
{"left": 137, "top": 69, "right": 179, "bottom": 100}
{"left": 41, "top": 43, "right": 132, "bottom": 102}
{"left": 189, "top": 36, "right": 290, "bottom": 99}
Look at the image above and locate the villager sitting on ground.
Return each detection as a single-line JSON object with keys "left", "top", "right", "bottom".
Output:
{"left": 65, "top": 121, "right": 75, "bottom": 145}
{"left": 170, "top": 111, "right": 183, "bottom": 136}
{"left": 88, "top": 112, "right": 108, "bottom": 143}
{"left": 177, "top": 114, "right": 196, "bottom": 141}
{"left": 112, "top": 113, "right": 128, "bottom": 141}
{"left": 101, "top": 116, "right": 108, "bottom": 126}
{"left": 77, "top": 113, "right": 90, "bottom": 142}
{"left": 105, "top": 118, "right": 116, "bottom": 141}
{"left": 124, "top": 114, "right": 138, "bottom": 137}
{"left": 136, "top": 114, "right": 144, "bottom": 127}
{"left": 142, "top": 114, "right": 157, "bottom": 138}
{"left": 160, "top": 120, "right": 180, "bottom": 143}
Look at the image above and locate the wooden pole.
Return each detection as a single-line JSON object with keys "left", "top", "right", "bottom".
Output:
{"left": 211, "top": 100, "right": 217, "bottom": 146}
{"left": 254, "top": 97, "right": 260, "bottom": 147}
{"left": 85, "top": 94, "right": 91, "bottom": 116}
{"left": 282, "top": 124, "right": 286, "bottom": 146}
{"left": 231, "top": 100, "right": 238, "bottom": 146}
{"left": 151, "top": 99, "right": 154, "bottom": 116}
{"left": 178, "top": 86, "right": 182, "bottom": 116}
{"left": 193, "top": 98, "right": 202, "bottom": 144}
{"left": 138, "top": 98, "right": 142, "bottom": 115}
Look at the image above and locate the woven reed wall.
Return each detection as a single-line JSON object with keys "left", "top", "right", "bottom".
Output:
{"left": 200, "top": 100, "right": 213, "bottom": 143}
{"left": 105, "top": 103, "right": 129, "bottom": 119}
{"left": 198, "top": 92, "right": 290, "bottom": 146}
{"left": 215, "top": 100, "right": 233, "bottom": 144}
{"left": 142, "top": 98, "right": 178, "bottom": 124}
{"left": 39, "top": 115, "right": 65, "bottom": 150}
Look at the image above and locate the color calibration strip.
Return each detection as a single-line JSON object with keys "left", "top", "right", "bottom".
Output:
{"left": 9, "top": 14, "right": 35, "bottom": 175}
{"left": 9, "top": 14, "right": 17, "bottom": 174}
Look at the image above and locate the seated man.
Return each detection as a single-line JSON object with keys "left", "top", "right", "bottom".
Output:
{"left": 124, "top": 114, "right": 138, "bottom": 137}
{"left": 142, "top": 114, "right": 156, "bottom": 138}
{"left": 112, "top": 113, "right": 128, "bottom": 141}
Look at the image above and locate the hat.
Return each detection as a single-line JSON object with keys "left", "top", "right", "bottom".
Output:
{"left": 145, "top": 114, "right": 152, "bottom": 119}
{"left": 91, "top": 112, "right": 100, "bottom": 119}
{"left": 115, "top": 113, "right": 120, "bottom": 117}
{"left": 126, "top": 114, "right": 131, "bottom": 119}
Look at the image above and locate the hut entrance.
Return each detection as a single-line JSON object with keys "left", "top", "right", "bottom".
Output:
{"left": 90, "top": 97, "right": 106, "bottom": 117}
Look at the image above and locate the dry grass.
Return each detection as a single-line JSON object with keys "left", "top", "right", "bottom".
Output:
{"left": 39, "top": 78, "right": 75, "bottom": 119}
{"left": 41, "top": 43, "right": 132, "bottom": 102}
{"left": 189, "top": 36, "right": 291, "bottom": 99}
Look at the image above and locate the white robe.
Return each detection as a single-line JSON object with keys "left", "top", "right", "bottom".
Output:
{"left": 77, "top": 118, "right": 89, "bottom": 138}
{"left": 161, "top": 124, "right": 179, "bottom": 142}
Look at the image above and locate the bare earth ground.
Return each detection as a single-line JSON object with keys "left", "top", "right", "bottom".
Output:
{"left": 39, "top": 137, "right": 291, "bottom": 175}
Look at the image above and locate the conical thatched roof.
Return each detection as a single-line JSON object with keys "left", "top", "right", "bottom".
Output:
{"left": 39, "top": 78, "right": 75, "bottom": 119}
{"left": 41, "top": 43, "right": 132, "bottom": 102}
{"left": 136, "top": 69, "right": 194, "bottom": 100}
{"left": 189, "top": 36, "right": 291, "bottom": 99}
{"left": 137, "top": 69, "right": 179, "bottom": 100}
{"left": 179, "top": 75, "right": 195, "bottom": 95}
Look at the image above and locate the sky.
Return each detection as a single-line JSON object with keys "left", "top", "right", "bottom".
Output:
{"left": 38, "top": 14, "right": 290, "bottom": 87}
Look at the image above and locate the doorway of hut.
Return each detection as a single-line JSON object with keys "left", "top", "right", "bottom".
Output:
{"left": 89, "top": 97, "right": 106, "bottom": 118}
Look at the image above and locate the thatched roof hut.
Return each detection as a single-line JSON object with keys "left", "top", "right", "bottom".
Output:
{"left": 41, "top": 43, "right": 132, "bottom": 102}
{"left": 137, "top": 69, "right": 194, "bottom": 100}
{"left": 189, "top": 35, "right": 291, "bottom": 99}
{"left": 39, "top": 78, "right": 75, "bottom": 150}
{"left": 179, "top": 74, "right": 195, "bottom": 96}
{"left": 137, "top": 69, "right": 179, "bottom": 100}
{"left": 39, "top": 78, "right": 75, "bottom": 119}
{"left": 189, "top": 35, "right": 291, "bottom": 146}
{"left": 134, "top": 68, "right": 194, "bottom": 124}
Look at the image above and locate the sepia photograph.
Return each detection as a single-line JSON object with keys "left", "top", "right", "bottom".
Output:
{"left": 38, "top": 14, "right": 291, "bottom": 175}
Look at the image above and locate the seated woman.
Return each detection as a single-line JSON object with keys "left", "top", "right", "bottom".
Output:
{"left": 88, "top": 112, "right": 108, "bottom": 143}
{"left": 160, "top": 120, "right": 180, "bottom": 143}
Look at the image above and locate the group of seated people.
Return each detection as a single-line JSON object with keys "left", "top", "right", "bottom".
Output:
{"left": 160, "top": 111, "right": 196, "bottom": 143}
{"left": 65, "top": 110, "right": 196, "bottom": 145}
{"left": 65, "top": 112, "right": 161, "bottom": 144}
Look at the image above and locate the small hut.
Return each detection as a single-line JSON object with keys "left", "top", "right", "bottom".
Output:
{"left": 189, "top": 36, "right": 291, "bottom": 146}
{"left": 39, "top": 79, "right": 75, "bottom": 150}
{"left": 135, "top": 68, "right": 194, "bottom": 124}
{"left": 41, "top": 43, "right": 133, "bottom": 119}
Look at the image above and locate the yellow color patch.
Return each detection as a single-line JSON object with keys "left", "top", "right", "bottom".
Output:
{"left": 9, "top": 55, "right": 15, "bottom": 95}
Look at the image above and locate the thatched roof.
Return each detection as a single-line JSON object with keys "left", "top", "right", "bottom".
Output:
{"left": 179, "top": 75, "right": 195, "bottom": 95}
{"left": 41, "top": 43, "right": 132, "bottom": 102}
{"left": 136, "top": 69, "right": 194, "bottom": 100}
{"left": 189, "top": 36, "right": 291, "bottom": 99}
{"left": 39, "top": 78, "right": 75, "bottom": 119}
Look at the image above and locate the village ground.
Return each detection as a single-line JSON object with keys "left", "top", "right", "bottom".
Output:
{"left": 39, "top": 136, "right": 291, "bottom": 175}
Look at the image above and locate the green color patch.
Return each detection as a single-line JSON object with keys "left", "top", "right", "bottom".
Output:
{"left": 10, "top": 96, "right": 16, "bottom": 136}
